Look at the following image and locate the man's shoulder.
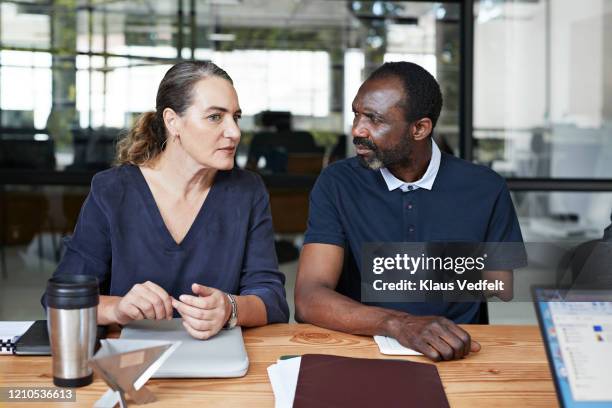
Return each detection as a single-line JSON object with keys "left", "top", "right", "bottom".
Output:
{"left": 313, "top": 157, "right": 370, "bottom": 193}
{"left": 319, "top": 157, "right": 363, "bottom": 180}
{"left": 439, "top": 153, "right": 506, "bottom": 192}
{"left": 325, "top": 156, "right": 360, "bottom": 171}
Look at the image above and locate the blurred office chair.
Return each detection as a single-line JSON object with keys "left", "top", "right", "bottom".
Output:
{"left": 247, "top": 130, "right": 324, "bottom": 174}
{"left": 0, "top": 137, "right": 56, "bottom": 278}
{"left": 558, "top": 213, "right": 612, "bottom": 290}
{"left": 0, "top": 138, "right": 56, "bottom": 170}
{"left": 263, "top": 174, "right": 317, "bottom": 263}
{"left": 0, "top": 189, "right": 54, "bottom": 278}
{"left": 478, "top": 302, "right": 490, "bottom": 324}
{"left": 328, "top": 134, "right": 347, "bottom": 165}
{"left": 247, "top": 130, "right": 324, "bottom": 263}
{"left": 67, "top": 128, "right": 118, "bottom": 171}
{"left": 286, "top": 153, "right": 324, "bottom": 175}
{"left": 560, "top": 240, "right": 612, "bottom": 290}
{"left": 603, "top": 212, "right": 612, "bottom": 242}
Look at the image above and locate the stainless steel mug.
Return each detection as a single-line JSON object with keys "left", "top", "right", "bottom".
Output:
{"left": 46, "top": 274, "right": 99, "bottom": 387}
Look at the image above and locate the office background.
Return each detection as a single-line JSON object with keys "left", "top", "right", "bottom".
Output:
{"left": 1, "top": 0, "right": 611, "bottom": 323}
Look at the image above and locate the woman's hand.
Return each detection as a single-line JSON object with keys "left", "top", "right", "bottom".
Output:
{"left": 111, "top": 281, "right": 174, "bottom": 325}
{"left": 172, "top": 283, "right": 231, "bottom": 340}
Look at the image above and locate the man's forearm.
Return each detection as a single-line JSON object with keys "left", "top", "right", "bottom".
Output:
{"left": 482, "top": 270, "right": 513, "bottom": 301}
{"left": 295, "top": 283, "right": 482, "bottom": 361}
{"left": 295, "top": 284, "right": 404, "bottom": 337}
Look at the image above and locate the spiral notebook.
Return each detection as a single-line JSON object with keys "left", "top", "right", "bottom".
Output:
{"left": 0, "top": 321, "right": 34, "bottom": 355}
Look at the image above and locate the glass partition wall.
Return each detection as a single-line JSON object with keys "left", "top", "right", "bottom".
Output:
{"left": 473, "top": 0, "right": 612, "bottom": 238}
{"left": 473, "top": 0, "right": 612, "bottom": 323}
{"left": 1, "top": 0, "right": 610, "bottom": 322}
{"left": 0, "top": 0, "right": 466, "bottom": 319}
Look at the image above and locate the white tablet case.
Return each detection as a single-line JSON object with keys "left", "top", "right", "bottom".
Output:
{"left": 120, "top": 318, "right": 249, "bottom": 378}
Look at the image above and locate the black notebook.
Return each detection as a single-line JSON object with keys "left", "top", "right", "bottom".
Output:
{"left": 14, "top": 320, "right": 108, "bottom": 356}
{"left": 15, "top": 320, "right": 51, "bottom": 355}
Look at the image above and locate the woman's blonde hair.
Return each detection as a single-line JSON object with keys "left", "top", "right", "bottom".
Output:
{"left": 115, "top": 61, "right": 233, "bottom": 166}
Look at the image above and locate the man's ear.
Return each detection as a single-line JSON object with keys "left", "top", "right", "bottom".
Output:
{"left": 162, "top": 107, "right": 180, "bottom": 137}
{"left": 411, "top": 118, "right": 433, "bottom": 141}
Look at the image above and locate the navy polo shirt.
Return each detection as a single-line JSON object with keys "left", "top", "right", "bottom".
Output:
{"left": 303, "top": 151, "right": 524, "bottom": 323}
{"left": 43, "top": 165, "right": 289, "bottom": 324}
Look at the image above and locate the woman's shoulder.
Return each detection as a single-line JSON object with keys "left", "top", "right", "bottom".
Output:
{"left": 219, "top": 167, "right": 266, "bottom": 194}
{"left": 91, "top": 164, "right": 132, "bottom": 186}
{"left": 89, "top": 165, "right": 134, "bottom": 202}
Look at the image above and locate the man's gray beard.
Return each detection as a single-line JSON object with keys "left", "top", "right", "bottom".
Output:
{"left": 356, "top": 135, "right": 414, "bottom": 171}
{"left": 364, "top": 156, "right": 384, "bottom": 170}
{"left": 358, "top": 150, "right": 408, "bottom": 171}
{"left": 357, "top": 153, "right": 384, "bottom": 170}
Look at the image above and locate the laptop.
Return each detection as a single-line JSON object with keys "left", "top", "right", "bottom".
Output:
{"left": 120, "top": 318, "right": 249, "bottom": 378}
{"left": 533, "top": 287, "right": 612, "bottom": 408}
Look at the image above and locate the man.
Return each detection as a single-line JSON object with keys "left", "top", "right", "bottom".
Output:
{"left": 295, "top": 62, "right": 524, "bottom": 362}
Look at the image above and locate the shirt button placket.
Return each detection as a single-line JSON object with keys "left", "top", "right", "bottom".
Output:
{"left": 403, "top": 190, "right": 417, "bottom": 241}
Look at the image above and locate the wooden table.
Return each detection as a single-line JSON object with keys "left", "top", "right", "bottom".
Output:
{"left": 0, "top": 324, "right": 558, "bottom": 407}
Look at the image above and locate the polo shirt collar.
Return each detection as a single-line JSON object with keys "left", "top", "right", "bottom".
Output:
{"left": 380, "top": 139, "right": 441, "bottom": 192}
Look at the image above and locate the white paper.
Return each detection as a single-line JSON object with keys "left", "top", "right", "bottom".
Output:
{"left": 374, "top": 335, "right": 422, "bottom": 356}
{"left": 0, "top": 321, "right": 34, "bottom": 339}
{"left": 0, "top": 321, "right": 34, "bottom": 355}
{"left": 267, "top": 357, "right": 301, "bottom": 408}
{"left": 267, "top": 363, "right": 288, "bottom": 408}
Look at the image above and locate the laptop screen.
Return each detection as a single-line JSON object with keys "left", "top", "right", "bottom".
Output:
{"left": 533, "top": 288, "right": 612, "bottom": 408}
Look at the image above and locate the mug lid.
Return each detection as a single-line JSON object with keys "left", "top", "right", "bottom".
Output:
{"left": 46, "top": 274, "right": 99, "bottom": 298}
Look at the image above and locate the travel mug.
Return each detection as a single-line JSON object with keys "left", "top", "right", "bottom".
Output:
{"left": 46, "top": 274, "right": 99, "bottom": 387}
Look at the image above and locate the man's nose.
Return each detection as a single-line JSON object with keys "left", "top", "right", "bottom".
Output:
{"left": 351, "top": 119, "right": 368, "bottom": 139}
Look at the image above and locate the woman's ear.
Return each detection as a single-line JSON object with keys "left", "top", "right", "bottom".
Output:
{"left": 162, "top": 108, "right": 180, "bottom": 138}
{"left": 411, "top": 118, "right": 433, "bottom": 141}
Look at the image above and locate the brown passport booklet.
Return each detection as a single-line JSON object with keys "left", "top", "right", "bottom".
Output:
{"left": 293, "top": 354, "right": 450, "bottom": 408}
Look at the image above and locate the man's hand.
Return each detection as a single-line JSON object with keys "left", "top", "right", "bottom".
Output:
{"left": 111, "top": 281, "right": 173, "bottom": 325}
{"left": 385, "top": 315, "right": 481, "bottom": 361}
{"left": 172, "top": 283, "right": 231, "bottom": 340}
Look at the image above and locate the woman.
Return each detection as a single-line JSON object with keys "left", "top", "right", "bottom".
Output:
{"left": 46, "top": 61, "right": 289, "bottom": 338}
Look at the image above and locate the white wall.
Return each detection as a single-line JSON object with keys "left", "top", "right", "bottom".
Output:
{"left": 474, "top": 0, "right": 612, "bottom": 229}
{"left": 475, "top": 0, "right": 610, "bottom": 129}
{"left": 550, "top": 0, "right": 607, "bottom": 126}
{"left": 474, "top": 2, "right": 547, "bottom": 129}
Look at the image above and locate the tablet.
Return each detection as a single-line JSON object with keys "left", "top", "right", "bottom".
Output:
{"left": 120, "top": 318, "right": 249, "bottom": 378}
{"left": 533, "top": 287, "right": 612, "bottom": 408}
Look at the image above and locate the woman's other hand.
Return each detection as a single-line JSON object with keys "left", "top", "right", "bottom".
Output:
{"left": 111, "top": 281, "right": 174, "bottom": 325}
{"left": 172, "top": 283, "right": 231, "bottom": 340}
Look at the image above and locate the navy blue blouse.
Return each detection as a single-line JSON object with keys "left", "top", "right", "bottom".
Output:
{"left": 46, "top": 165, "right": 289, "bottom": 324}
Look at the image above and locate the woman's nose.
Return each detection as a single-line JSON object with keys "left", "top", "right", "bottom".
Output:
{"left": 224, "top": 120, "right": 241, "bottom": 140}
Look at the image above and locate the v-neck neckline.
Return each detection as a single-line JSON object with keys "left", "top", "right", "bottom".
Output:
{"left": 129, "top": 165, "right": 219, "bottom": 250}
